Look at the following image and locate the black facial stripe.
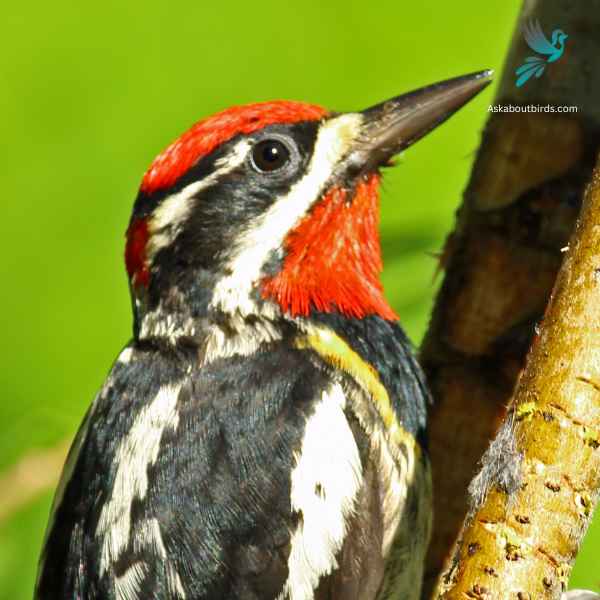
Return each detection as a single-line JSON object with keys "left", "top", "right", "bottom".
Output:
{"left": 143, "top": 120, "right": 322, "bottom": 302}
{"left": 131, "top": 120, "right": 322, "bottom": 224}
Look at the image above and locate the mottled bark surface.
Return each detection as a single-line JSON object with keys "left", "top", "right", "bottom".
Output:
{"left": 433, "top": 161, "right": 600, "bottom": 599}
{"left": 421, "top": 0, "right": 600, "bottom": 595}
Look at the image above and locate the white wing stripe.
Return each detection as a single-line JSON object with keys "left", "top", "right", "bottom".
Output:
{"left": 96, "top": 383, "right": 182, "bottom": 577}
{"left": 278, "top": 383, "right": 363, "bottom": 600}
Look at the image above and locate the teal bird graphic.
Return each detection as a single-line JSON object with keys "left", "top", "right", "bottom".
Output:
{"left": 515, "top": 20, "right": 568, "bottom": 87}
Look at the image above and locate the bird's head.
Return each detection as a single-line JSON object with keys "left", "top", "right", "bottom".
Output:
{"left": 126, "top": 71, "right": 491, "bottom": 338}
{"left": 551, "top": 29, "right": 568, "bottom": 47}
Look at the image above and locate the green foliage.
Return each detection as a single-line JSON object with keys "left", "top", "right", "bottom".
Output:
{"left": 1, "top": 0, "right": 597, "bottom": 597}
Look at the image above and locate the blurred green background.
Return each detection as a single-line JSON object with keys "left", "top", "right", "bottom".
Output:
{"left": 1, "top": 1, "right": 598, "bottom": 597}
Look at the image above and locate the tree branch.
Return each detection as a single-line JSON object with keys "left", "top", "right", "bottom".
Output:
{"left": 433, "top": 157, "right": 600, "bottom": 599}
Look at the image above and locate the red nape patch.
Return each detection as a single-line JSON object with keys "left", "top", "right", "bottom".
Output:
{"left": 125, "top": 218, "right": 150, "bottom": 287}
{"left": 141, "top": 101, "right": 328, "bottom": 194}
{"left": 261, "top": 175, "right": 398, "bottom": 321}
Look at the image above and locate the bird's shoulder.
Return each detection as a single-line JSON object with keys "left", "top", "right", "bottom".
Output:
{"left": 307, "top": 312, "right": 430, "bottom": 443}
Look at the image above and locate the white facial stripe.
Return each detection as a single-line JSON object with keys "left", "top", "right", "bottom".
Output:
{"left": 97, "top": 383, "right": 182, "bottom": 576}
{"left": 278, "top": 383, "right": 363, "bottom": 600}
{"left": 147, "top": 140, "right": 251, "bottom": 256}
{"left": 210, "top": 113, "right": 364, "bottom": 316}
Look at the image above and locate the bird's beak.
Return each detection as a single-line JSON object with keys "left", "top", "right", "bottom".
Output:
{"left": 341, "top": 70, "right": 493, "bottom": 176}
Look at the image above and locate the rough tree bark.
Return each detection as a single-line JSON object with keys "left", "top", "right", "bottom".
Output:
{"left": 421, "top": 0, "right": 600, "bottom": 596}
{"left": 432, "top": 158, "right": 600, "bottom": 598}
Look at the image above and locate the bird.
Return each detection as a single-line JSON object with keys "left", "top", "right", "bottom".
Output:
{"left": 515, "top": 19, "right": 568, "bottom": 87}
{"left": 34, "top": 70, "right": 491, "bottom": 600}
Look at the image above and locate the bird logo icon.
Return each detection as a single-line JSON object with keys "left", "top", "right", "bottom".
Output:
{"left": 515, "top": 20, "right": 568, "bottom": 87}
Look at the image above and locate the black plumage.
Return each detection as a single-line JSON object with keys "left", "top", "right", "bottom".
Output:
{"left": 36, "top": 321, "right": 430, "bottom": 600}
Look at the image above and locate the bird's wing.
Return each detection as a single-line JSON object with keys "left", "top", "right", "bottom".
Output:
{"left": 34, "top": 343, "right": 185, "bottom": 600}
{"left": 523, "top": 19, "right": 557, "bottom": 56}
{"left": 35, "top": 342, "right": 398, "bottom": 600}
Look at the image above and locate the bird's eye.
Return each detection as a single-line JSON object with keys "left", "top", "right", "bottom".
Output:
{"left": 251, "top": 139, "right": 291, "bottom": 173}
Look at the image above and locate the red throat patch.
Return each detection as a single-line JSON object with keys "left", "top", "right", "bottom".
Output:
{"left": 261, "top": 174, "right": 398, "bottom": 321}
{"left": 141, "top": 101, "right": 327, "bottom": 194}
